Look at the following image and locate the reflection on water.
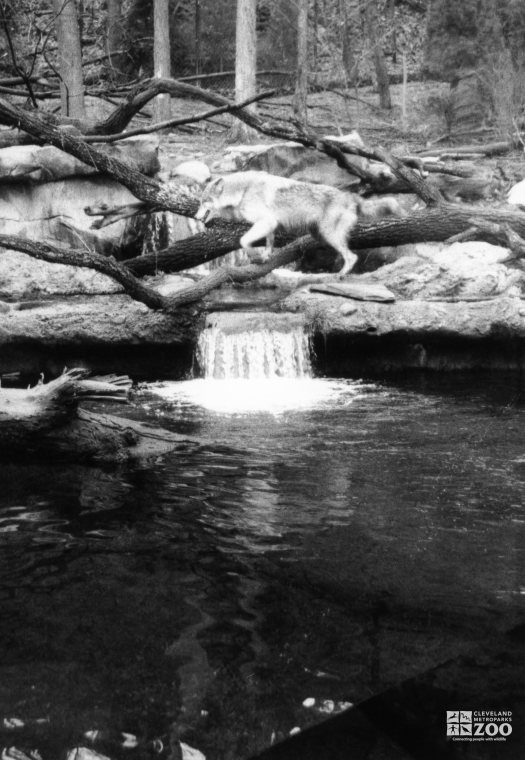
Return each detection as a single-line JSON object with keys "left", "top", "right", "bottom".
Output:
{"left": 1, "top": 375, "right": 525, "bottom": 759}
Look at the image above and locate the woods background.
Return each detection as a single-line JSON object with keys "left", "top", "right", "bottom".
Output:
{"left": 2, "top": 0, "right": 525, "bottom": 141}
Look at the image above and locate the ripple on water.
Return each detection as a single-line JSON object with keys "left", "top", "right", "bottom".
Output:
{"left": 2, "top": 375, "right": 525, "bottom": 758}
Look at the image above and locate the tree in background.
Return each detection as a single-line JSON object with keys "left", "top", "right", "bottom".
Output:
{"left": 426, "top": 0, "right": 525, "bottom": 137}
{"left": 293, "top": 0, "right": 308, "bottom": 123}
{"left": 153, "top": 0, "right": 171, "bottom": 121}
{"left": 425, "top": 0, "right": 504, "bottom": 78}
{"left": 52, "top": 0, "right": 85, "bottom": 119}
{"left": 340, "top": 0, "right": 359, "bottom": 88}
{"left": 106, "top": 0, "right": 124, "bottom": 80}
{"left": 227, "top": 0, "right": 258, "bottom": 140}
{"left": 235, "top": 0, "right": 257, "bottom": 108}
{"left": 362, "top": 0, "right": 391, "bottom": 109}
{"left": 194, "top": 0, "right": 201, "bottom": 73}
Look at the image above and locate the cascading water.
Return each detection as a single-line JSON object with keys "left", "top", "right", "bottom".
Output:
{"left": 147, "top": 313, "right": 362, "bottom": 414}
{"left": 197, "top": 325, "right": 312, "bottom": 379}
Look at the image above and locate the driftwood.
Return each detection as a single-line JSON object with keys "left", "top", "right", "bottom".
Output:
{"left": 0, "top": 369, "right": 198, "bottom": 463}
{"left": 309, "top": 281, "right": 396, "bottom": 302}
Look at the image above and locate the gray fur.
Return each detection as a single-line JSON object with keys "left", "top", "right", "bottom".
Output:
{"left": 196, "top": 171, "right": 401, "bottom": 275}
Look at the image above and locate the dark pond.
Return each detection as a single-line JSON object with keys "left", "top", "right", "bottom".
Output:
{"left": 1, "top": 373, "right": 525, "bottom": 760}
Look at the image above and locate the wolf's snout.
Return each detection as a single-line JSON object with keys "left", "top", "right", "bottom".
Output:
{"left": 195, "top": 206, "right": 211, "bottom": 223}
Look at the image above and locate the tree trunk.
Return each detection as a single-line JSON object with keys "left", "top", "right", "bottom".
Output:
{"left": 363, "top": 0, "right": 391, "bottom": 109}
{"left": 107, "top": 0, "right": 123, "bottom": 78}
{"left": 312, "top": 0, "right": 318, "bottom": 71}
{"left": 153, "top": 0, "right": 172, "bottom": 123}
{"left": 235, "top": 0, "right": 257, "bottom": 108}
{"left": 52, "top": 0, "right": 85, "bottom": 119}
{"left": 195, "top": 0, "right": 201, "bottom": 74}
{"left": 230, "top": 0, "right": 257, "bottom": 141}
{"left": 373, "top": 44, "right": 392, "bottom": 109}
{"left": 293, "top": 0, "right": 308, "bottom": 124}
{"left": 341, "top": 0, "right": 358, "bottom": 87}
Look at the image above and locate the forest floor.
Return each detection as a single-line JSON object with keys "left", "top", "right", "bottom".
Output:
{"left": 120, "top": 78, "right": 525, "bottom": 202}
{"left": 154, "top": 80, "right": 454, "bottom": 168}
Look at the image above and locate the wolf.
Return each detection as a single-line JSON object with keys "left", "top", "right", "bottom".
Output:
{"left": 195, "top": 171, "right": 402, "bottom": 276}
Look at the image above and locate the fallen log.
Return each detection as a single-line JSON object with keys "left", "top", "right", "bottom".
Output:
{"left": 0, "top": 92, "right": 521, "bottom": 311}
{"left": 418, "top": 140, "right": 516, "bottom": 158}
{"left": 122, "top": 202, "right": 525, "bottom": 278}
{"left": 4, "top": 199, "right": 525, "bottom": 313}
{"left": 0, "top": 369, "right": 199, "bottom": 463}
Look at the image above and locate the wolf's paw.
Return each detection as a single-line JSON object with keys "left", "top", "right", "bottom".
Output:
{"left": 247, "top": 247, "right": 271, "bottom": 264}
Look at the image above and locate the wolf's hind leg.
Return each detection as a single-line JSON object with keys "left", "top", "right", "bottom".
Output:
{"left": 337, "top": 251, "right": 358, "bottom": 277}
{"left": 318, "top": 222, "right": 358, "bottom": 277}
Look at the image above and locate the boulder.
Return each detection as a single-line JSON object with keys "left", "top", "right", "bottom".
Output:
{"left": 0, "top": 136, "right": 160, "bottom": 182}
{"left": 212, "top": 141, "right": 376, "bottom": 189}
{"left": 0, "top": 137, "right": 160, "bottom": 256}
{"left": 172, "top": 160, "right": 211, "bottom": 184}
{"left": 0, "top": 176, "right": 139, "bottom": 256}
{"left": 365, "top": 241, "right": 524, "bottom": 300}
{"left": 0, "top": 249, "right": 123, "bottom": 300}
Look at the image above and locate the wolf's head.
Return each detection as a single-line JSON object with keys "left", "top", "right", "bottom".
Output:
{"left": 195, "top": 177, "right": 224, "bottom": 223}
{"left": 195, "top": 175, "right": 249, "bottom": 223}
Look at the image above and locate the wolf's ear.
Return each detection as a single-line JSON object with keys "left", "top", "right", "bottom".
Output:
{"left": 213, "top": 177, "right": 225, "bottom": 195}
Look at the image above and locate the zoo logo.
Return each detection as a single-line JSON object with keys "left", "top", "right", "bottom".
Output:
{"left": 446, "top": 711, "right": 513, "bottom": 741}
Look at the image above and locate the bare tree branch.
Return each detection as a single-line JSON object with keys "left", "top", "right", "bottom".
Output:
{"left": 164, "top": 237, "right": 313, "bottom": 308}
{"left": 0, "top": 233, "right": 167, "bottom": 310}
{"left": 83, "top": 90, "right": 275, "bottom": 143}
{"left": 0, "top": 1, "right": 38, "bottom": 107}
{"left": 0, "top": 95, "right": 199, "bottom": 217}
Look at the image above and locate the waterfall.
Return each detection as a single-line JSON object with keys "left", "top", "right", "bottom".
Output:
{"left": 197, "top": 323, "right": 312, "bottom": 379}
{"left": 146, "top": 314, "right": 361, "bottom": 413}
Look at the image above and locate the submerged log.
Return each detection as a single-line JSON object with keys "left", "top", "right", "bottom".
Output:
{"left": 0, "top": 370, "right": 198, "bottom": 463}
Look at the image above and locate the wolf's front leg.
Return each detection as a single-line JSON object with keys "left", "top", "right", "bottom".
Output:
{"left": 240, "top": 220, "right": 277, "bottom": 262}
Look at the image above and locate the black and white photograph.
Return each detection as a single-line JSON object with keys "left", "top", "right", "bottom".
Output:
{"left": 0, "top": 0, "right": 524, "bottom": 757}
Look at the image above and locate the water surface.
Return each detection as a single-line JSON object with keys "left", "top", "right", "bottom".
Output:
{"left": 1, "top": 374, "right": 525, "bottom": 759}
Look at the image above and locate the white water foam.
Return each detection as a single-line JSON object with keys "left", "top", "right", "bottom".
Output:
{"left": 146, "top": 323, "right": 364, "bottom": 414}
{"left": 148, "top": 377, "right": 363, "bottom": 414}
